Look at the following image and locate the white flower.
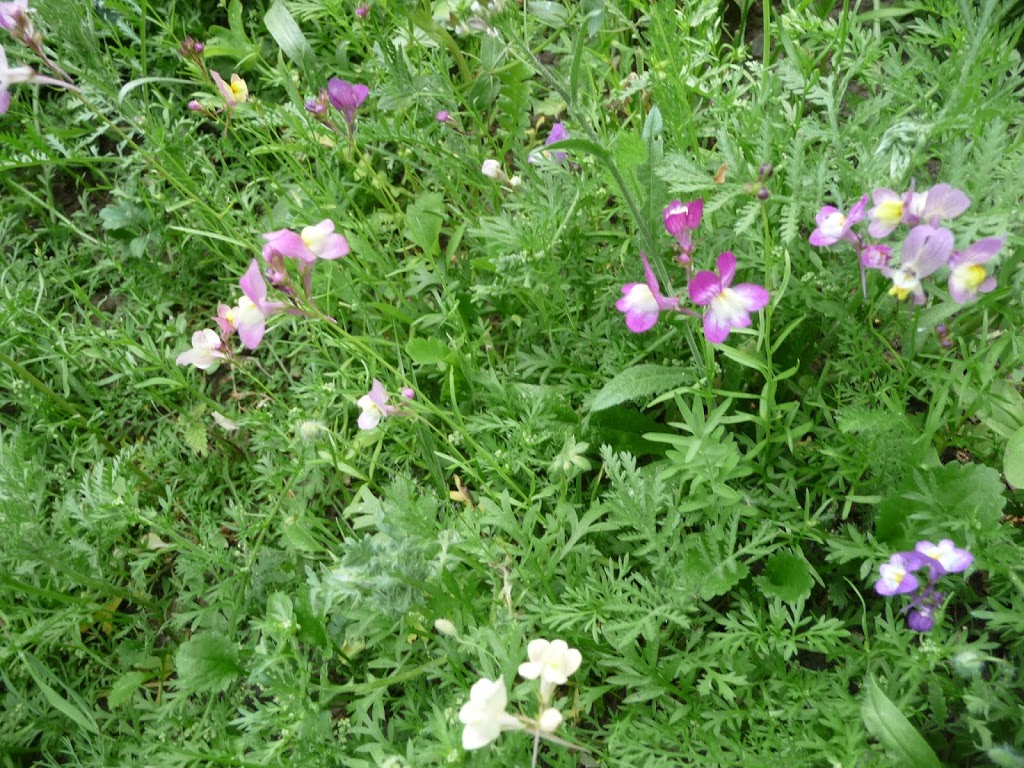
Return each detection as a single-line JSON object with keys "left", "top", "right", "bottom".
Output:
{"left": 537, "top": 707, "right": 564, "bottom": 733}
{"left": 518, "top": 638, "right": 582, "bottom": 703}
{"left": 481, "top": 159, "right": 503, "bottom": 179}
{"left": 458, "top": 676, "right": 523, "bottom": 750}
{"left": 175, "top": 329, "right": 226, "bottom": 370}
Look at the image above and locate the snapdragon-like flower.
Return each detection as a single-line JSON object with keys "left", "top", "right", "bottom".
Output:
{"left": 947, "top": 236, "right": 1002, "bottom": 304}
{"left": 867, "top": 186, "right": 914, "bottom": 238}
{"left": 921, "top": 183, "right": 970, "bottom": 224}
{"left": 356, "top": 379, "right": 398, "bottom": 430}
{"left": 688, "top": 252, "right": 770, "bottom": 344}
{"left": 529, "top": 121, "right": 569, "bottom": 164}
{"left": 914, "top": 539, "right": 973, "bottom": 574}
{"left": 518, "top": 638, "right": 582, "bottom": 705}
{"left": 808, "top": 195, "right": 867, "bottom": 247}
{"left": 615, "top": 252, "right": 680, "bottom": 333}
{"left": 263, "top": 219, "right": 349, "bottom": 264}
{"left": 458, "top": 676, "right": 524, "bottom": 750}
{"left": 0, "top": 0, "right": 29, "bottom": 33}
{"left": 873, "top": 552, "right": 924, "bottom": 596}
{"left": 481, "top": 158, "right": 503, "bottom": 179}
{"left": 210, "top": 70, "right": 248, "bottom": 107}
{"left": 327, "top": 77, "right": 368, "bottom": 127}
{"left": 0, "top": 44, "right": 79, "bottom": 115}
{"left": 663, "top": 198, "right": 703, "bottom": 262}
{"left": 175, "top": 329, "right": 227, "bottom": 370}
{"left": 223, "top": 260, "right": 286, "bottom": 349}
{"left": 882, "top": 225, "right": 953, "bottom": 304}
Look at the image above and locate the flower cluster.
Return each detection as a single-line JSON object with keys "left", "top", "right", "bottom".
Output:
{"left": 459, "top": 638, "right": 582, "bottom": 752}
{"left": 175, "top": 218, "right": 347, "bottom": 370}
{"left": 809, "top": 181, "right": 1004, "bottom": 306}
{"left": 615, "top": 199, "right": 770, "bottom": 344}
{"left": 873, "top": 539, "right": 973, "bottom": 632}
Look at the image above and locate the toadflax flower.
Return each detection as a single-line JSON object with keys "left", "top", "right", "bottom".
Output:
{"left": 663, "top": 198, "right": 703, "bottom": 263}
{"left": 518, "top": 638, "right": 582, "bottom": 705}
{"left": 217, "top": 260, "right": 286, "bottom": 350}
{"left": 175, "top": 329, "right": 227, "bottom": 370}
{"left": 210, "top": 70, "right": 248, "bottom": 107}
{"left": 327, "top": 77, "right": 368, "bottom": 127}
{"left": 867, "top": 185, "right": 914, "bottom": 238}
{"left": 529, "top": 121, "right": 569, "bottom": 164}
{"left": 688, "top": 252, "right": 770, "bottom": 344}
{"left": 458, "top": 676, "right": 524, "bottom": 750}
{"left": 808, "top": 195, "right": 867, "bottom": 247}
{"left": 0, "top": 44, "right": 79, "bottom": 115}
{"left": 914, "top": 539, "right": 974, "bottom": 574}
{"left": 920, "top": 183, "right": 970, "bottom": 224}
{"left": 263, "top": 219, "right": 349, "bottom": 264}
{"left": 356, "top": 379, "right": 398, "bottom": 430}
{"left": 947, "top": 236, "right": 1002, "bottom": 304}
{"left": 0, "top": 0, "right": 29, "bottom": 33}
{"left": 873, "top": 552, "right": 925, "bottom": 596}
{"left": 872, "top": 538, "right": 972, "bottom": 632}
{"left": 481, "top": 158, "right": 503, "bottom": 179}
{"left": 615, "top": 252, "right": 680, "bottom": 333}
{"left": 882, "top": 224, "right": 953, "bottom": 304}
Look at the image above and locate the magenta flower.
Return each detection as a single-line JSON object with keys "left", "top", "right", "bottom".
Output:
{"left": 688, "top": 252, "right": 770, "bottom": 344}
{"left": 327, "top": 78, "right": 369, "bottom": 127}
{"left": 663, "top": 198, "right": 703, "bottom": 262}
{"left": 356, "top": 379, "right": 398, "bottom": 430}
{"left": 921, "top": 183, "right": 970, "bottom": 224}
{"left": 947, "top": 236, "right": 1002, "bottom": 304}
{"left": 263, "top": 219, "right": 349, "bottom": 265}
{"left": 355, "top": 3, "right": 369, "bottom": 18}
{"left": 401, "top": 387, "right": 416, "bottom": 400}
{"left": 227, "top": 260, "right": 286, "bottom": 349}
{"left": 615, "top": 252, "right": 680, "bottom": 333}
{"left": 808, "top": 195, "right": 867, "bottom": 247}
{"left": 305, "top": 88, "right": 329, "bottom": 115}
{"left": 882, "top": 225, "right": 954, "bottom": 303}
{"left": 175, "top": 329, "right": 227, "bottom": 370}
{"left": 873, "top": 552, "right": 925, "bottom": 596}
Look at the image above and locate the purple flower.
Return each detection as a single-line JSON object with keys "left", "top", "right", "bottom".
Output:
{"left": 808, "top": 195, "right": 867, "bottom": 247}
{"left": 615, "top": 252, "right": 680, "bottom": 333}
{"left": 873, "top": 552, "right": 927, "bottom": 596}
{"left": 357, "top": 379, "right": 398, "bottom": 430}
{"left": 401, "top": 387, "right": 416, "bottom": 400}
{"left": 853, "top": 242, "right": 892, "bottom": 297}
{"left": 0, "top": 0, "right": 29, "bottom": 32}
{"left": 882, "top": 225, "right": 954, "bottom": 304}
{"left": 867, "top": 186, "right": 914, "bottom": 238}
{"left": 948, "top": 236, "right": 1002, "bottom": 304}
{"left": 663, "top": 198, "right": 703, "bottom": 262}
{"left": 327, "top": 78, "right": 369, "bottom": 126}
{"left": 436, "top": 110, "right": 450, "bottom": 123}
{"left": 305, "top": 88, "right": 329, "bottom": 115}
{"left": 915, "top": 539, "right": 973, "bottom": 574}
{"left": 263, "top": 220, "right": 349, "bottom": 265}
{"left": 906, "top": 604, "right": 936, "bottom": 632}
{"left": 529, "top": 122, "right": 569, "bottom": 164}
{"left": 921, "top": 183, "right": 970, "bottom": 224}
{"left": 187, "top": 99, "right": 203, "bottom": 112}
{"left": 688, "top": 252, "right": 770, "bottom": 344}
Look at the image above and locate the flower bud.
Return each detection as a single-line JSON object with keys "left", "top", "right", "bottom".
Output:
{"left": 433, "top": 618, "right": 458, "bottom": 637}
{"left": 537, "top": 708, "right": 564, "bottom": 732}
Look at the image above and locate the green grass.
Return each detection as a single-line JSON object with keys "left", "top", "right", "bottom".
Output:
{"left": 2, "top": 0, "right": 1023, "bottom": 765}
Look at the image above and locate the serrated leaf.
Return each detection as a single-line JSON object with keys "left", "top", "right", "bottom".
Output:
{"left": 761, "top": 552, "right": 814, "bottom": 602}
{"left": 174, "top": 633, "right": 243, "bottom": 693}
{"left": 588, "top": 364, "right": 690, "bottom": 413}
{"left": 107, "top": 671, "right": 148, "bottom": 708}
{"left": 183, "top": 421, "right": 208, "bottom": 456}
{"left": 405, "top": 192, "right": 445, "bottom": 256}
{"left": 1004, "top": 426, "right": 1024, "bottom": 488}
{"left": 861, "top": 676, "right": 942, "bottom": 768}
{"left": 527, "top": 1, "right": 568, "bottom": 26}
{"left": 406, "top": 337, "right": 451, "bottom": 364}
{"left": 678, "top": 534, "right": 747, "bottom": 601}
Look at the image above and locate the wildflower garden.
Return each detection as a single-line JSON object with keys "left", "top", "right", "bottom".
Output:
{"left": 3, "top": 0, "right": 1024, "bottom": 765}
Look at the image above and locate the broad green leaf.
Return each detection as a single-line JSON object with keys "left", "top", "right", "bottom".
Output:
{"left": 527, "top": 1, "right": 568, "bottom": 26}
{"left": 406, "top": 337, "right": 451, "bottom": 365}
{"left": 107, "top": 671, "right": 148, "bottom": 708}
{"left": 588, "top": 364, "right": 690, "bottom": 413}
{"left": 1003, "top": 426, "right": 1024, "bottom": 488}
{"left": 861, "top": 676, "right": 942, "bottom": 768}
{"left": 174, "top": 633, "right": 243, "bottom": 693}
{"left": 264, "top": 3, "right": 317, "bottom": 81}
{"left": 405, "top": 192, "right": 445, "bottom": 256}
{"left": 761, "top": 552, "right": 814, "bottom": 603}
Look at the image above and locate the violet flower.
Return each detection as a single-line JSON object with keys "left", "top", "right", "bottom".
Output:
{"left": 529, "top": 121, "right": 569, "bottom": 164}
{"left": 327, "top": 77, "right": 368, "bottom": 128}
{"left": 871, "top": 538, "right": 972, "bottom": 632}
{"left": 882, "top": 224, "right": 953, "bottom": 304}
{"left": 947, "top": 236, "right": 1002, "bottom": 304}
{"left": 867, "top": 185, "right": 914, "bottom": 239}
{"left": 808, "top": 195, "right": 867, "bottom": 247}
{"left": 873, "top": 552, "right": 926, "bottom": 596}
{"left": 915, "top": 539, "right": 973, "bottom": 574}
{"left": 688, "top": 252, "right": 770, "bottom": 344}
{"left": 615, "top": 252, "right": 680, "bottom": 333}
{"left": 921, "top": 183, "right": 970, "bottom": 225}
{"left": 663, "top": 198, "right": 703, "bottom": 263}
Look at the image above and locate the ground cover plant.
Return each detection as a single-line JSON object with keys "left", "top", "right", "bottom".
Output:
{"left": 2, "top": 0, "right": 1024, "bottom": 765}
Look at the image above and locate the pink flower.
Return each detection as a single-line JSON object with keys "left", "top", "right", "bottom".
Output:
{"left": 947, "top": 236, "right": 1002, "bottom": 304}
{"left": 688, "top": 252, "right": 770, "bottom": 344}
{"left": 221, "top": 260, "right": 286, "bottom": 349}
{"left": 356, "top": 379, "right": 398, "bottom": 430}
{"left": 0, "top": 0, "right": 29, "bottom": 31}
{"left": 921, "top": 183, "right": 970, "bottom": 224}
{"left": 262, "top": 219, "right": 349, "bottom": 264}
{"left": 355, "top": 3, "right": 370, "bottom": 18}
{"left": 663, "top": 198, "right": 703, "bottom": 263}
{"left": 615, "top": 253, "right": 680, "bottom": 333}
{"left": 0, "top": 45, "right": 79, "bottom": 115}
{"left": 175, "top": 329, "right": 227, "bottom": 370}
{"left": 808, "top": 195, "right": 867, "bottom": 247}
{"left": 210, "top": 70, "right": 248, "bottom": 107}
